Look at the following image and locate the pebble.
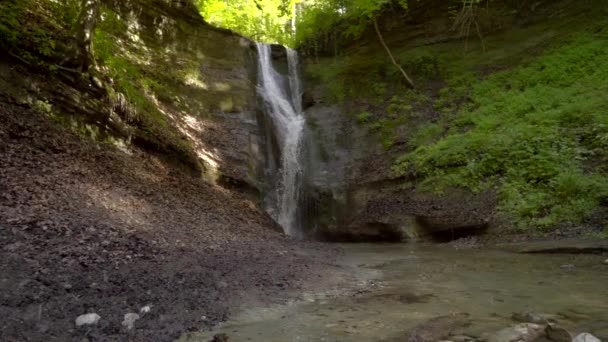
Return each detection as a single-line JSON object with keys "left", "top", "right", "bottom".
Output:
{"left": 559, "top": 264, "right": 575, "bottom": 269}
{"left": 603, "top": 258, "right": 608, "bottom": 265}
{"left": 573, "top": 333, "right": 601, "bottom": 342}
{"left": 140, "top": 305, "right": 151, "bottom": 314}
{"left": 122, "top": 313, "right": 140, "bottom": 330}
{"left": 75, "top": 313, "right": 101, "bottom": 327}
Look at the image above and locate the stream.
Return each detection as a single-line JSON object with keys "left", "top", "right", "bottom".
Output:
{"left": 181, "top": 244, "right": 608, "bottom": 341}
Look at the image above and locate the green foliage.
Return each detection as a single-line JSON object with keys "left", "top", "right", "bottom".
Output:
{"left": 370, "top": 117, "right": 406, "bottom": 150}
{"left": 306, "top": 60, "right": 348, "bottom": 102}
{"left": 587, "top": 228, "right": 608, "bottom": 240}
{"left": 295, "top": 0, "right": 398, "bottom": 46}
{"left": 356, "top": 111, "right": 372, "bottom": 124}
{"left": 434, "top": 73, "right": 477, "bottom": 115}
{"left": 33, "top": 99, "right": 53, "bottom": 115}
{"left": 196, "top": 0, "right": 296, "bottom": 45}
{"left": 394, "top": 27, "right": 608, "bottom": 230}
{"left": 409, "top": 123, "right": 442, "bottom": 148}
{"left": 387, "top": 92, "right": 428, "bottom": 118}
{"left": 94, "top": 7, "right": 167, "bottom": 125}
{"left": 0, "top": 0, "right": 78, "bottom": 66}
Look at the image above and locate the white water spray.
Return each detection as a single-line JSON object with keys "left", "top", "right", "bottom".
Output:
{"left": 256, "top": 43, "right": 305, "bottom": 237}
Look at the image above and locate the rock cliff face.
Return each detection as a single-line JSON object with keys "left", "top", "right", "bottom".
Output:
{"left": 295, "top": 0, "right": 601, "bottom": 241}
{"left": 0, "top": 0, "right": 273, "bottom": 198}
{"left": 4, "top": 0, "right": 602, "bottom": 242}
{"left": 299, "top": 93, "right": 496, "bottom": 242}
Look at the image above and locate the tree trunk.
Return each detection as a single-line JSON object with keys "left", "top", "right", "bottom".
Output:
{"left": 75, "top": 0, "right": 101, "bottom": 72}
{"left": 374, "top": 18, "right": 415, "bottom": 89}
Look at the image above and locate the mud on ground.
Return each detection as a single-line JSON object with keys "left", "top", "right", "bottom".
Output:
{"left": 0, "top": 97, "right": 338, "bottom": 341}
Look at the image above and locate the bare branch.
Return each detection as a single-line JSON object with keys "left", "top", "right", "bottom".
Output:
{"left": 373, "top": 18, "right": 415, "bottom": 89}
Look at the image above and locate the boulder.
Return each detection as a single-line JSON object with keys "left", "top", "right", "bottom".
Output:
{"left": 573, "top": 333, "right": 601, "bottom": 342}
{"left": 489, "top": 323, "right": 545, "bottom": 342}
{"left": 545, "top": 324, "right": 572, "bottom": 342}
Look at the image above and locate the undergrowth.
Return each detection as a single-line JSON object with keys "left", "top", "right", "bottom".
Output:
{"left": 394, "top": 24, "right": 608, "bottom": 230}
{"left": 0, "top": 0, "right": 77, "bottom": 68}
{"left": 307, "top": 9, "right": 608, "bottom": 231}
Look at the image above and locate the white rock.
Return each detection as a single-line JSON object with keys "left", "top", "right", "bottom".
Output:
{"left": 603, "top": 258, "right": 608, "bottom": 265}
{"left": 122, "top": 313, "right": 140, "bottom": 330}
{"left": 140, "top": 305, "right": 151, "bottom": 314}
{"left": 490, "top": 323, "right": 544, "bottom": 342}
{"left": 75, "top": 313, "right": 101, "bottom": 327}
{"left": 573, "top": 333, "right": 601, "bottom": 342}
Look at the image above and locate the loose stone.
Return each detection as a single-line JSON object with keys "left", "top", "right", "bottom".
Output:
{"left": 75, "top": 313, "right": 101, "bottom": 327}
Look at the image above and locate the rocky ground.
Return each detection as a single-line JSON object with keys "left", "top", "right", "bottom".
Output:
{"left": 0, "top": 97, "right": 338, "bottom": 342}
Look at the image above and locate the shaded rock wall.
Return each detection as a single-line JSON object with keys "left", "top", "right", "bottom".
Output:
{"left": 0, "top": 0, "right": 274, "bottom": 199}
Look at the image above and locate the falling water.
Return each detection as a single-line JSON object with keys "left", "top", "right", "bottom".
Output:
{"left": 256, "top": 43, "right": 305, "bottom": 237}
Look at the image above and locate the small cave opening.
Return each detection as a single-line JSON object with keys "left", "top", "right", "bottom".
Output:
{"left": 313, "top": 222, "right": 406, "bottom": 243}
{"left": 415, "top": 216, "right": 489, "bottom": 243}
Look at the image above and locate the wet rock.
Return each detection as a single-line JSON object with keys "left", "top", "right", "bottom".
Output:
{"left": 545, "top": 324, "right": 572, "bottom": 342}
{"left": 407, "top": 313, "right": 471, "bottom": 342}
{"left": 315, "top": 220, "right": 407, "bottom": 242}
{"left": 603, "top": 258, "right": 608, "bottom": 265}
{"left": 489, "top": 323, "right": 544, "bottom": 342}
{"left": 512, "top": 312, "right": 557, "bottom": 324}
{"left": 122, "top": 313, "right": 140, "bottom": 330}
{"left": 559, "top": 264, "right": 575, "bottom": 270}
{"left": 573, "top": 333, "right": 601, "bottom": 342}
{"left": 75, "top": 313, "right": 101, "bottom": 327}
{"left": 269, "top": 44, "right": 286, "bottom": 60}
{"left": 500, "top": 239, "right": 608, "bottom": 254}
{"left": 211, "top": 333, "right": 229, "bottom": 342}
{"left": 302, "top": 91, "right": 316, "bottom": 109}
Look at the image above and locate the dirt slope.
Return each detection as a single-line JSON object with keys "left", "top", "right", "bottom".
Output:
{"left": 0, "top": 95, "right": 336, "bottom": 341}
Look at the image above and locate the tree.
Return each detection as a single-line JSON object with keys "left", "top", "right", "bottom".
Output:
{"left": 196, "top": 0, "right": 298, "bottom": 45}
{"left": 74, "top": 0, "right": 102, "bottom": 72}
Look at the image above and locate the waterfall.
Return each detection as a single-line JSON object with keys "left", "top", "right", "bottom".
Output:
{"left": 256, "top": 43, "right": 305, "bottom": 237}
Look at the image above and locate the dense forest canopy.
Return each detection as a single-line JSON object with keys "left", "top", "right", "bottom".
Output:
{"left": 195, "top": 0, "right": 485, "bottom": 46}
{"left": 195, "top": 0, "right": 297, "bottom": 45}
